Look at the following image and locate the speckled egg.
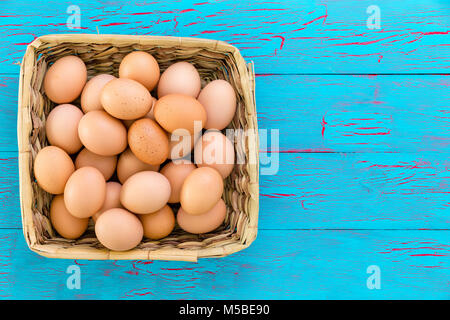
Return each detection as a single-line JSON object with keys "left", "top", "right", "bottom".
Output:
{"left": 128, "top": 118, "right": 169, "bottom": 165}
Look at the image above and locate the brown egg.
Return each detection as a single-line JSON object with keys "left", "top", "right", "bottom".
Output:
{"left": 128, "top": 118, "right": 169, "bottom": 165}
{"left": 95, "top": 208, "right": 143, "bottom": 251}
{"left": 101, "top": 78, "right": 152, "bottom": 120}
{"left": 119, "top": 51, "right": 160, "bottom": 91}
{"left": 81, "top": 74, "right": 116, "bottom": 113}
{"left": 180, "top": 167, "right": 224, "bottom": 215}
{"left": 139, "top": 205, "right": 175, "bottom": 240}
{"left": 92, "top": 181, "right": 122, "bottom": 222}
{"left": 64, "top": 167, "right": 106, "bottom": 218}
{"left": 177, "top": 199, "right": 227, "bottom": 234}
{"left": 50, "top": 195, "right": 89, "bottom": 239}
{"left": 45, "top": 104, "right": 83, "bottom": 154}
{"left": 198, "top": 80, "right": 237, "bottom": 130}
{"left": 167, "top": 131, "right": 199, "bottom": 159}
{"left": 75, "top": 148, "right": 117, "bottom": 180}
{"left": 157, "top": 61, "right": 201, "bottom": 98}
{"left": 160, "top": 161, "right": 196, "bottom": 203}
{"left": 120, "top": 171, "right": 171, "bottom": 214}
{"left": 34, "top": 146, "right": 75, "bottom": 194}
{"left": 78, "top": 110, "right": 127, "bottom": 156}
{"left": 122, "top": 96, "right": 157, "bottom": 129}
{"left": 194, "top": 130, "right": 235, "bottom": 179}
{"left": 43, "top": 55, "right": 87, "bottom": 103}
{"left": 117, "top": 148, "right": 159, "bottom": 184}
{"left": 154, "top": 94, "right": 206, "bottom": 135}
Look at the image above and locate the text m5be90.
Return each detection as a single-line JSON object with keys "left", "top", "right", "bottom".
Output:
{"left": 223, "top": 304, "right": 270, "bottom": 315}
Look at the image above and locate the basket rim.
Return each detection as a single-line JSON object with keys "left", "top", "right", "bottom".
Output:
{"left": 17, "top": 34, "right": 259, "bottom": 261}
{"left": 28, "top": 33, "right": 239, "bottom": 52}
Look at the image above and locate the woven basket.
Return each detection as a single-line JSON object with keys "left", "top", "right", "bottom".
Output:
{"left": 17, "top": 34, "right": 259, "bottom": 262}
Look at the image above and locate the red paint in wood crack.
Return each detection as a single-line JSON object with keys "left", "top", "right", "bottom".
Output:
{"left": 271, "top": 35, "right": 285, "bottom": 50}
{"left": 200, "top": 30, "right": 225, "bottom": 34}
{"left": 180, "top": 9, "right": 197, "bottom": 13}
{"left": 100, "top": 22, "right": 130, "bottom": 26}
{"left": 321, "top": 115, "right": 327, "bottom": 138}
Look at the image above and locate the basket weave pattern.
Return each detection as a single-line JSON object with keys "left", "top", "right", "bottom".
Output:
{"left": 17, "top": 34, "right": 259, "bottom": 261}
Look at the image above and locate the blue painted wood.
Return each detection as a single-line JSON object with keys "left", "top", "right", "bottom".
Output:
{"left": 0, "top": 0, "right": 449, "bottom": 74}
{"left": 0, "top": 229, "right": 448, "bottom": 299}
{"left": 260, "top": 152, "right": 450, "bottom": 229}
{"left": 0, "top": 154, "right": 19, "bottom": 228}
{"left": 0, "top": 0, "right": 448, "bottom": 300}
{"left": 1, "top": 152, "right": 449, "bottom": 229}
{"left": 1, "top": 74, "right": 449, "bottom": 152}
{"left": 257, "top": 74, "right": 450, "bottom": 152}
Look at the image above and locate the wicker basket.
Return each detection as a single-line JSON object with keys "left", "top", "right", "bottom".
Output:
{"left": 17, "top": 34, "right": 259, "bottom": 262}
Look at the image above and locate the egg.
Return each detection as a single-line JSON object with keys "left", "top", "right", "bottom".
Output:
{"left": 116, "top": 148, "right": 159, "bottom": 184}
{"left": 180, "top": 167, "right": 224, "bottom": 215}
{"left": 45, "top": 104, "right": 84, "bottom": 154}
{"left": 198, "top": 80, "right": 237, "bottom": 130}
{"left": 78, "top": 110, "right": 127, "bottom": 156}
{"left": 154, "top": 94, "right": 206, "bottom": 136}
{"left": 120, "top": 171, "right": 171, "bottom": 214}
{"left": 177, "top": 199, "right": 227, "bottom": 234}
{"left": 101, "top": 78, "right": 152, "bottom": 120}
{"left": 194, "top": 130, "right": 235, "bottom": 179}
{"left": 95, "top": 208, "right": 143, "bottom": 251}
{"left": 139, "top": 205, "right": 175, "bottom": 240}
{"left": 64, "top": 167, "right": 106, "bottom": 218}
{"left": 50, "top": 195, "right": 89, "bottom": 239}
{"left": 75, "top": 148, "right": 117, "bottom": 181}
{"left": 160, "top": 161, "right": 196, "bottom": 203}
{"left": 157, "top": 61, "right": 201, "bottom": 98}
{"left": 167, "top": 131, "right": 198, "bottom": 160}
{"left": 92, "top": 181, "right": 123, "bottom": 222}
{"left": 81, "top": 74, "right": 116, "bottom": 113}
{"left": 122, "top": 96, "right": 157, "bottom": 129}
{"left": 128, "top": 118, "right": 169, "bottom": 165}
{"left": 43, "top": 55, "right": 87, "bottom": 104}
{"left": 119, "top": 51, "right": 160, "bottom": 91}
{"left": 34, "top": 146, "right": 75, "bottom": 194}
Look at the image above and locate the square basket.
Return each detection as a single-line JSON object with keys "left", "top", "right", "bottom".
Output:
{"left": 17, "top": 34, "right": 259, "bottom": 262}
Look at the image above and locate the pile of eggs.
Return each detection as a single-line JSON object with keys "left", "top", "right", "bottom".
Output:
{"left": 34, "top": 51, "right": 237, "bottom": 251}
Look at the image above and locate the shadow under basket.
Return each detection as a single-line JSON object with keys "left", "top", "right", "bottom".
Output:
{"left": 17, "top": 34, "right": 259, "bottom": 262}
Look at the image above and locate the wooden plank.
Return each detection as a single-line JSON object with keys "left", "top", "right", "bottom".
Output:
{"left": 2, "top": 152, "right": 448, "bottom": 229}
{"left": 2, "top": 74, "right": 449, "bottom": 153}
{"left": 0, "top": 228, "right": 448, "bottom": 299}
{"left": 260, "top": 153, "right": 449, "bottom": 229}
{"left": 0, "top": 76, "right": 17, "bottom": 150}
{"left": 257, "top": 74, "right": 450, "bottom": 153}
{"left": 0, "top": 155, "right": 19, "bottom": 229}
{"left": 0, "top": 0, "right": 449, "bottom": 74}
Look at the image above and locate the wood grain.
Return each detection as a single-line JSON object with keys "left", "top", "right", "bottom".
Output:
{"left": 257, "top": 74, "right": 450, "bottom": 153}
{"left": 2, "top": 152, "right": 448, "bottom": 229}
{"left": 0, "top": 155, "right": 19, "bottom": 228}
{"left": 0, "top": 0, "right": 448, "bottom": 74}
{"left": 0, "top": 229, "right": 448, "bottom": 299}
{"left": 1, "top": 75, "right": 449, "bottom": 152}
{"left": 260, "top": 152, "right": 449, "bottom": 229}
{"left": 0, "top": 0, "right": 449, "bottom": 300}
